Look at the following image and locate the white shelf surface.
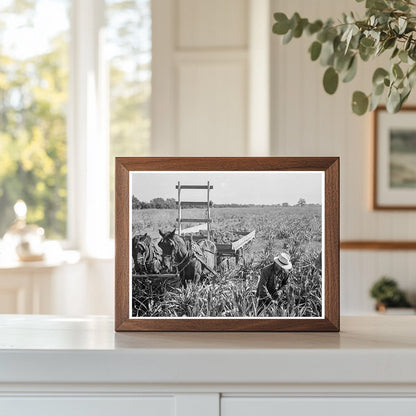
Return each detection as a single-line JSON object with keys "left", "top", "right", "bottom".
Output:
{"left": 0, "top": 315, "right": 415, "bottom": 387}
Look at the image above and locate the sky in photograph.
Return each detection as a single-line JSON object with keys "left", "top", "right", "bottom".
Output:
{"left": 131, "top": 171, "right": 323, "bottom": 205}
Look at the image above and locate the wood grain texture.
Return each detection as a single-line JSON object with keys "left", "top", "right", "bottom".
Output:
{"left": 373, "top": 106, "right": 416, "bottom": 210}
{"left": 115, "top": 157, "right": 340, "bottom": 332}
{"left": 325, "top": 157, "right": 340, "bottom": 331}
{"left": 341, "top": 241, "right": 416, "bottom": 250}
{"left": 114, "top": 160, "right": 130, "bottom": 330}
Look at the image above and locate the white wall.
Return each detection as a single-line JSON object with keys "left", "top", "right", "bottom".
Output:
{"left": 38, "top": 0, "right": 416, "bottom": 316}
{"left": 271, "top": 0, "right": 416, "bottom": 313}
{"left": 152, "top": 0, "right": 271, "bottom": 156}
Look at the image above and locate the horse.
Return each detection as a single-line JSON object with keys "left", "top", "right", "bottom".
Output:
{"left": 132, "top": 233, "right": 164, "bottom": 274}
{"left": 158, "top": 228, "right": 204, "bottom": 284}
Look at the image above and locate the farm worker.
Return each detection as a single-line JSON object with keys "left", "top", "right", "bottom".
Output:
{"left": 256, "top": 252, "right": 292, "bottom": 309}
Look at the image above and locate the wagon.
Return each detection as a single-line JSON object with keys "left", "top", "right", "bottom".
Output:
{"left": 177, "top": 181, "right": 255, "bottom": 270}
{"left": 133, "top": 181, "right": 256, "bottom": 293}
{"left": 215, "top": 230, "right": 256, "bottom": 266}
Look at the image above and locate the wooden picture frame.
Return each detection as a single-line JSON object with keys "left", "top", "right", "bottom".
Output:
{"left": 373, "top": 106, "right": 416, "bottom": 210}
{"left": 115, "top": 157, "right": 339, "bottom": 332}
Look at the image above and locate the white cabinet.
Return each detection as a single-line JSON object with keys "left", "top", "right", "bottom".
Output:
{"left": 1, "top": 397, "right": 175, "bottom": 416}
{"left": 222, "top": 398, "right": 416, "bottom": 416}
{"left": 0, "top": 316, "right": 416, "bottom": 416}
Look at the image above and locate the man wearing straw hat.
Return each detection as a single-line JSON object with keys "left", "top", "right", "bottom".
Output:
{"left": 256, "top": 252, "right": 292, "bottom": 310}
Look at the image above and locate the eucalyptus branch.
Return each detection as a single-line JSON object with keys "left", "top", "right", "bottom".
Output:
{"left": 272, "top": 0, "right": 416, "bottom": 115}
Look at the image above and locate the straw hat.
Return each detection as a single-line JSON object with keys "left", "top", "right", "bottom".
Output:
{"left": 274, "top": 252, "right": 292, "bottom": 271}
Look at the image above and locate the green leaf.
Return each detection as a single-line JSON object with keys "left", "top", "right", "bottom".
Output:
{"left": 273, "top": 13, "right": 290, "bottom": 35}
{"left": 352, "top": 91, "right": 369, "bottom": 115}
{"left": 399, "top": 49, "right": 408, "bottom": 63}
{"left": 350, "top": 32, "right": 361, "bottom": 49}
{"left": 391, "top": 47, "right": 399, "bottom": 59}
{"left": 400, "top": 88, "right": 411, "bottom": 106}
{"left": 408, "top": 63, "right": 416, "bottom": 79}
{"left": 342, "top": 56, "right": 357, "bottom": 83}
{"left": 393, "top": 0, "right": 410, "bottom": 11}
{"left": 374, "top": 82, "right": 385, "bottom": 96}
{"left": 409, "top": 45, "right": 416, "bottom": 61}
{"left": 342, "top": 25, "right": 359, "bottom": 53}
{"left": 317, "top": 30, "right": 328, "bottom": 43}
{"left": 372, "top": 68, "right": 389, "bottom": 86}
{"left": 320, "top": 40, "right": 335, "bottom": 66}
{"left": 369, "top": 92, "right": 383, "bottom": 111}
{"left": 307, "top": 20, "right": 323, "bottom": 35}
{"left": 309, "top": 41, "right": 322, "bottom": 61}
{"left": 387, "top": 87, "right": 401, "bottom": 113}
{"left": 405, "top": 34, "right": 413, "bottom": 51}
{"left": 366, "top": 0, "right": 388, "bottom": 10}
{"left": 398, "top": 17, "right": 407, "bottom": 34}
{"left": 334, "top": 52, "right": 351, "bottom": 72}
{"left": 323, "top": 67, "right": 339, "bottom": 95}
{"left": 282, "top": 29, "right": 293, "bottom": 44}
{"left": 359, "top": 38, "right": 377, "bottom": 61}
{"left": 408, "top": 68, "right": 416, "bottom": 88}
{"left": 383, "top": 37, "right": 396, "bottom": 50}
{"left": 393, "top": 63, "right": 404, "bottom": 79}
{"left": 293, "top": 18, "right": 308, "bottom": 38}
{"left": 359, "top": 45, "right": 374, "bottom": 62}
{"left": 290, "top": 12, "right": 301, "bottom": 30}
{"left": 360, "top": 37, "right": 375, "bottom": 48}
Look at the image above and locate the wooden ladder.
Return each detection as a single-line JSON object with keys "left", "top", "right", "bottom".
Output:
{"left": 176, "top": 181, "right": 213, "bottom": 240}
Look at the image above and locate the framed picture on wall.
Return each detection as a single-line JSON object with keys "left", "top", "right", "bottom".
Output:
{"left": 115, "top": 157, "right": 339, "bottom": 332}
{"left": 374, "top": 106, "right": 416, "bottom": 209}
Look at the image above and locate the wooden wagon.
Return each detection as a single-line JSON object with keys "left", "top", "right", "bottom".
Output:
{"left": 215, "top": 230, "right": 256, "bottom": 267}
{"left": 133, "top": 181, "right": 256, "bottom": 294}
{"left": 176, "top": 181, "right": 256, "bottom": 269}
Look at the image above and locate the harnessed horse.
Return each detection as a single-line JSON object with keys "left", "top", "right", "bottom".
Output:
{"left": 158, "top": 228, "right": 204, "bottom": 285}
{"left": 132, "top": 233, "right": 164, "bottom": 274}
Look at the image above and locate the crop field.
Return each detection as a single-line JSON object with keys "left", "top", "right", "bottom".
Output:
{"left": 131, "top": 205, "right": 322, "bottom": 318}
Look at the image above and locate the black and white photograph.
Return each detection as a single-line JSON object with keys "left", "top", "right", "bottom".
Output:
{"left": 130, "top": 171, "right": 324, "bottom": 319}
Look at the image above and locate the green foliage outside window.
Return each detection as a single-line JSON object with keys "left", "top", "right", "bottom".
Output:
{"left": 0, "top": 1, "right": 69, "bottom": 238}
{"left": 0, "top": 0, "right": 151, "bottom": 240}
{"left": 107, "top": 0, "right": 151, "bottom": 237}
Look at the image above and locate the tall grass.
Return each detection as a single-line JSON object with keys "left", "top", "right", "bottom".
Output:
{"left": 131, "top": 205, "right": 322, "bottom": 318}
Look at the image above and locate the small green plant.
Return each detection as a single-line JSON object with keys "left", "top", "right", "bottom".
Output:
{"left": 370, "top": 276, "right": 411, "bottom": 308}
{"left": 272, "top": 0, "right": 416, "bottom": 115}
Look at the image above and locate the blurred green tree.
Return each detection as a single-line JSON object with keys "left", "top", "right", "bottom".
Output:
{"left": 107, "top": 0, "right": 151, "bottom": 237}
{"left": 0, "top": 0, "right": 69, "bottom": 238}
{"left": 0, "top": 0, "right": 151, "bottom": 240}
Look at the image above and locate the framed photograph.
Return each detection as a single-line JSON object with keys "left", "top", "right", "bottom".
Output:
{"left": 374, "top": 106, "right": 416, "bottom": 209}
{"left": 115, "top": 157, "right": 339, "bottom": 332}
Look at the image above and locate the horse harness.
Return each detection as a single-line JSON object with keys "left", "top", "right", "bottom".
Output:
{"left": 167, "top": 239, "right": 197, "bottom": 275}
{"left": 135, "top": 241, "right": 159, "bottom": 273}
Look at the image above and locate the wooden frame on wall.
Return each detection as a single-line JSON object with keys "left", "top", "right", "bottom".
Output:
{"left": 115, "top": 157, "right": 339, "bottom": 332}
{"left": 373, "top": 106, "right": 416, "bottom": 210}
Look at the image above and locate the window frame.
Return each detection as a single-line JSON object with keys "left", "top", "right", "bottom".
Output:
{"left": 67, "top": 0, "right": 111, "bottom": 257}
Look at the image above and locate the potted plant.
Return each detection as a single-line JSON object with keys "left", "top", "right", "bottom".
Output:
{"left": 272, "top": 0, "right": 416, "bottom": 115}
{"left": 369, "top": 276, "right": 413, "bottom": 313}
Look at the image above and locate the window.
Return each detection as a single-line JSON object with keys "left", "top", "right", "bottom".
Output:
{"left": 106, "top": 0, "right": 152, "bottom": 237}
{"left": 0, "top": 0, "right": 70, "bottom": 239}
{"left": 0, "top": 0, "right": 151, "bottom": 251}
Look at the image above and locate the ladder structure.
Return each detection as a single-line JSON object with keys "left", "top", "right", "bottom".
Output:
{"left": 176, "top": 181, "right": 213, "bottom": 240}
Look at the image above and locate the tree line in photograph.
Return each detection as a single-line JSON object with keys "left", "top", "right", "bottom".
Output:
{"left": 131, "top": 196, "right": 319, "bottom": 209}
